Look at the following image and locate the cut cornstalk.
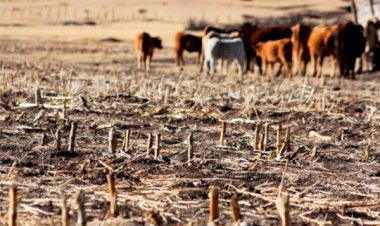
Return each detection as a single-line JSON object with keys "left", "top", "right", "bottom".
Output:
{"left": 55, "top": 129, "right": 61, "bottom": 151}
{"left": 108, "top": 127, "right": 117, "bottom": 154}
{"left": 230, "top": 193, "right": 241, "bottom": 224}
{"left": 209, "top": 186, "right": 219, "bottom": 224}
{"left": 122, "top": 130, "right": 130, "bottom": 152}
{"left": 61, "top": 191, "right": 69, "bottom": 226}
{"left": 68, "top": 122, "right": 77, "bottom": 152}
{"left": 146, "top": 134, "right": 153, "bottom": 156}
{"left": 219, "top": 121, "right": 226, "bottom": 146}
{"left": 276, "top": 192, "right": 290, "bottom": 226}
{"left": 254, "top": 123, "right": 260, "bottom": 151}
{"left": 77, "top": 189, "right": 86, "bottom": 226}
{"left": 276, "top": 124, "right": 282, "bottom": 154}
{"left": 106, "top": 172, "right": 118, "bottom": 217}
{"left": 8, "top": 184, "right": 17, "bottom": 226}
{"left": 263, "top": 123, "right": 269, "bottom": 151}
{"left": 154, "top": 134, "right": 161, "bottom": 160}
{"left": 35, "top": 88, "right": 43, "bottom": 106}
{"left": 187, "top": 132, "right": 194, "bottom": 162}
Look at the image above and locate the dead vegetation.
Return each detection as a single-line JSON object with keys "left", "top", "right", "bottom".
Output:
{"left": 0, "top": 38, "right": 379, "bottom": 226}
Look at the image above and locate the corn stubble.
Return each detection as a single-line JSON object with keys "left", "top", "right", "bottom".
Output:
{"left": 208, "top": 186, "right": 219, "bottom": 225}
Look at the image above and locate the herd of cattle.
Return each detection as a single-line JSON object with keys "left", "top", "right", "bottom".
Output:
{"left": 135, "top": 18, "right": 380, "bottom": 80}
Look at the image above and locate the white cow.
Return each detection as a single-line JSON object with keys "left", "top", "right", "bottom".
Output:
{"left": 203, "top": 36, "right": 246, "bottom": 77}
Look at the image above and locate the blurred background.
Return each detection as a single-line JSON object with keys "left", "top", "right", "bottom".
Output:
{"left": 0, "top": 0, "right": 352, "bottom": 46}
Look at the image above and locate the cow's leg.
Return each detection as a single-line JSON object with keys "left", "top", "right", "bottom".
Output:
{"left": 176, "top": 50, "right": 182, "bottom": 66}
{"left": 175, "top": 51, "right": 179, "bottom": 66}
{"left": 205, "top": 58, "right": 210, "bottom": 75}
{"left": 277, "top": 63, "right": 283, "bottom": 77}
{"left": 180, "top": 52, "right": 185, "bottom": 66}
{"left": 299, "top": 60, "right": 305, "bottom": 76}
{"left": 245, "top": 47, "right": 253, "bottom": 72}
{"left": 310, "top": 55, "right": 317, "bottom": 77}
{"left": 269, "top": 62, "right": 274, "bottom": 82}
{"left": 237, "top": 57, "right": 244, "bottom": 78}
{"left": 221, "top": 59, "right": 228, "bottom": 74}
{"left": 363, "top": 51, "right": 369, "bottom": 73}
{"left": 211, "top": 58, "right": 217, "bottom": 75}
{"left": 331, "top": 56, "right": 338, "bottom": 78}
{"left": 351, "top": 69, "right": 355, "bottom": 80}
{"left": 216, "top": 59, "right": 221, "bottom": 73}
{"left": 302, "top": 58, "right": 309, "bottom": 77}
{"left": 231, "top": 60, "right": 238, "bottom": 75}
{"left": 292, "top": 51, "right": 298, "bottom": 75}
{"left": 350, "top": 58, "right": 356, "bottom": 79}
{"left": 208, "top": 58, "right": 216, "bottom": 76}
{"left": 278, "top": 54, "right": 287, "bottom": 77}
{"left": 205, "top": 59, "right": 208, "bottom": 75}
{"left": 241, "top": 56, "right": 247, "bottom": 77}
{"left": 243, "top": 57, "right": 247, "bottom": 76}
{"left": 293, "top": 50, "right": 302, "bottom": 76}
{"left": 253, "top": 57, "right": 259, "bottom": 75}
{"left": 317, "top": 55, "right": 324, "bottom": 78}
{"left": 222, "top": 60, "right": 227, "bottom": 74}
{"left": 262, "top": 59, "right": 267, "bottom": 77}
{"left": 199, "top": 51, "right": 205, "bottom": 73}
{"left": 146, "top": 53, "right": 152, "bottom": 71}
{"left": 352, "top": 67, "right": 356, "bottom": 79}
{"left": 142, "top": 53, "right": 148, "bottom": 70}
{"left": 368, "top": 49, "right": 374, "bottom": 71}
{"left": 284, "top": 60, "right": 291, "bottom": 80}
{"left": 297, "top": 49, "right": 304, "bottom": 76}
{"left": 257, "top": 57, "right": 263, "bottom": 75}
{"left": 357, "top": 53, "right": 365, "bottom": 74}
{"left": 137, "top": 53, "right": 142, "bottom": 70}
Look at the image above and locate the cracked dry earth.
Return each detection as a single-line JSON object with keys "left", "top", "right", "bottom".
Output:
{"left": 0, "top": 38, "right": 380, "bottom": 225}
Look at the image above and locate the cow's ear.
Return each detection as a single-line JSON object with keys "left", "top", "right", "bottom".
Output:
{"left": 357, "top": 25, "right": 364, "bottom": 32}
{"left": 255, "top": 42, "right": 262, "bottom": 49}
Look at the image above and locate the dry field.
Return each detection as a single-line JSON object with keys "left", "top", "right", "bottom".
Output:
{"left": 1, "top": 0, "right": 380, "bottom": 226}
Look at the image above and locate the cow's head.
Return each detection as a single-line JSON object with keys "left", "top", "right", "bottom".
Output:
{"left": 253, "top": 42, "right": 263, "bottom": 56}
{"left": 355, "top": 24, "right": 366, "bottom": 56}
{"left": 240, "top": 22, "right": 258, "bottom": 39}
{"left": 367, "top": 16, "right": 380, "bottom": 28}
{"left": 152, "top": 37, "right": 163, "bottom": 49}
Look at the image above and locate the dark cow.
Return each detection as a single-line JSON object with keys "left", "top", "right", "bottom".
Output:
{"left": 364, "top": 17, "right": 380, "bottom": 72}
{"left": 135, "top": 32, "right": 163, "bottom": 71}
{"left": 174, "top": 32, "right": 202, "bottom": 66}
{"left": 332, "top": 21, "right": 366, "bottom": 79}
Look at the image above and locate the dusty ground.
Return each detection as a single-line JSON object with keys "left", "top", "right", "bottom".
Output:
{"left": 1, "top": 0, "right": 380, "bottom": 226}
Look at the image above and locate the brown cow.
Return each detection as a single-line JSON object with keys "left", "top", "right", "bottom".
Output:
{"left": 174, "top": 32, "right": 202, "bottom": 66}
{"left": 240, "top": 23, "right": 292, "bottom": 72}
{"left": 135, "top": 32, "right": 162, "bottom": 71}
{"left": 307, "top": 24, "right": 341, "bottom": 78}
{"left": 291, "top": 24, "right": 311, "bottom": 76}
{"left": 254, "top": 38, "right": 292, "bottom": 81}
